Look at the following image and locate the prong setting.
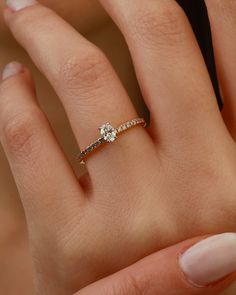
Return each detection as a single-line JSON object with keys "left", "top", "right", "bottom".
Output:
{"left": 78, "top": 118, "right": 146, "bottom": 164}
{"left": 99, "top": 123, "right": 118, "bottom": 143}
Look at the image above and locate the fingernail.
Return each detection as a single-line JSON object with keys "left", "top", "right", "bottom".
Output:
{"left": 179, "top": 233, "right": 236, "bottom": 286}
{"left": 2, "top": 62, "right": 23, "bottom": 80}
{"left": 6, "top": 0, "right": 38, "bottom": 11}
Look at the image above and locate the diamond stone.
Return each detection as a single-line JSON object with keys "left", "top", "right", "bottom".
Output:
{"left": 99, "top": 123, "right": 117, "bottom": 143}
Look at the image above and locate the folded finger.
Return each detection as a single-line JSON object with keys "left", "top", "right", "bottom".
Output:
{"left": 0, "top": 62, "right": 84, "bottom": 240}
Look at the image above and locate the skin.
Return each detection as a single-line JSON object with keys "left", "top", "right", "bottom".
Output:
{"left": 0, "top": 2, "right": 146, "bottom": 293}
{"left": 0, "top": 1, "right": 112, "bottom": 293}
{"left": 0, "top": 0, "right": 145, "bottom": 224}
{"left": 75, "top": 235, "right": 236, "bottom": 295}
{"left": 0, "top": 0, "right": 236, "bottom": 294}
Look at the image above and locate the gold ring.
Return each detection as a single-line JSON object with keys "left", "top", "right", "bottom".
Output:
{"left": 78, "top": 118, "right": 146, "bottom": 164}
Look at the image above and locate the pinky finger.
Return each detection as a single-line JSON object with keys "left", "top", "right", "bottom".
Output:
{"left": 0, "top": 62, "right": 84, "bottom": 237}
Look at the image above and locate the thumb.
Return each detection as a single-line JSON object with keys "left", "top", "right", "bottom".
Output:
{"left": 77, "top": 233, "right": 236, "bottom": 295}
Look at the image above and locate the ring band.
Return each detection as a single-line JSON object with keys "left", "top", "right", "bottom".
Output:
{"left": 78, "top": 118, "right": 146, "bottom": 164}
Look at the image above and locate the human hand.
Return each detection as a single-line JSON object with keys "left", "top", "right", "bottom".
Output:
{"left": 1, "top": 0, "right": 236, "bottom": 294}
{"left": 76, "top": 234, "right": 236, "bottom": 295}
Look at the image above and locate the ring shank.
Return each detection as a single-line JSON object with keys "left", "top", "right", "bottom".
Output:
{"left": 78, "top": 118, "right": 146, "bottom": 164}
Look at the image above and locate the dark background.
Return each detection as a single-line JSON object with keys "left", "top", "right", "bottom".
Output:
{"left": 177, "top": 0, "right": 223, "bottom": 109}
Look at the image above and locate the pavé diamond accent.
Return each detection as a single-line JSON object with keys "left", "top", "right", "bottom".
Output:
{"left": 99, "top": 123, "right": 117, "bottom": 143}
{"left": 78, "top": 118, "right": 146, "bottom": 163}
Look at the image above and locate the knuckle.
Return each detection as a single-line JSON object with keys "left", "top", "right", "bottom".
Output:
{"left": 131, "top": 3, "right": 188, "bottom": 47}
{"left": 59, "top": 49, "right": 111, "bottom": 93}
{"left": 2, "top": 111, "right": 42, "bottom": 157}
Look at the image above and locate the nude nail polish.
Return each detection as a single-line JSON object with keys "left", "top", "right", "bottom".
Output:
{"left": 2, "top": 62, "right": 23, "bottom": 80}
{"left": 6, "top": 0, "right": 38, "bottom": 11}
{"left": 179, "top": 233, "right": 236, "bottom": 286}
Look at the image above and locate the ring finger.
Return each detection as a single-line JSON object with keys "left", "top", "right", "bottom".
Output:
{"left": 99, "top": 0, "right": 229, "bottom": 151}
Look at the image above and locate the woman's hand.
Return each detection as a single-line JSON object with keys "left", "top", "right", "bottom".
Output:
{"left": 77, "top": 234, "right": 236, "bottom": 295}
{"left": 1, "top": 0, "right": 236, "bottom": 294}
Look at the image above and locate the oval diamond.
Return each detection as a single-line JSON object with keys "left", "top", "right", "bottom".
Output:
{"left": 99, "top": 123, "right": 117, "bottom": 143}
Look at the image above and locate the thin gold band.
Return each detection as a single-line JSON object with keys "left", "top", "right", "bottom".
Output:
{"left": 78, "top": 118, "right": 146, "bottom": 164}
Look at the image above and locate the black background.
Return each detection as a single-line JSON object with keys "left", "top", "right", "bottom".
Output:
{"left": 177, "top": 0, "right": 222, "bottom": 109}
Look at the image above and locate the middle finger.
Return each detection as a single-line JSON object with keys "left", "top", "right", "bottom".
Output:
{"left": 4, "top": 1, "right": 154, "bottom": 181}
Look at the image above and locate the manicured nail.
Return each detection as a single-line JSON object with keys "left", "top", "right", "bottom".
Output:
{"left": 6, "top": 0, "right": 38, "bottom": 11}
{"left": 2, "top": 62, "right": 23, "bottom": 80}
{"left": 179, "top": 233, "right": 236, "bottom": 286}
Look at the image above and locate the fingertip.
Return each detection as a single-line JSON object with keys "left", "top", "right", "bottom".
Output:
{"left": 2, "top": 61, "right": 24, "bottom": 80}
{"left": 179, "top": 233, "right": 236, "bottom": 288}
{"left": 3, "top": 2, "right": 40, "bottom": 24}
{"left": 1, "top": 62, "right": 35, "bottom": 96}
{"left": 3, "top": 7, "right": 15, "bottom": 23}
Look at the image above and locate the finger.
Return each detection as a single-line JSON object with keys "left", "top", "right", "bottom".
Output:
{"left": 205, "top": 1, "right": 236, "bottom": 140}
{"left": 4, "top": 1, "right": 153, "bottom": 179}
{"left": 0, "top": 62, "right": 84, "bottom": 240}
{"left": 78, "top": 233, "right": 236, "bottom": 295}
{"left": 99, "top": 0, "right": 228, "bottom": 148}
